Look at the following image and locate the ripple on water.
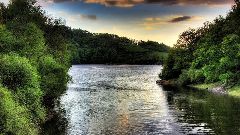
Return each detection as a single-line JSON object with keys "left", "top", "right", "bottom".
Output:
{"left": 50, "top": 65, "right": 240, "bottom": 135}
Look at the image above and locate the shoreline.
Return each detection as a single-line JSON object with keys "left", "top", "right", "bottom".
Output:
{"left": 189, "top": 84, "right": 240, "bottom": 97}
{"left": 156, "top": 80, "right": 240, "bottom": 97}
{"left": 188, "top": 83, "right": 227, "bottom": 95}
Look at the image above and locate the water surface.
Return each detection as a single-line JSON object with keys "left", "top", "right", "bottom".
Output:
{"left": 45, "top": 65, "right": 240, "bottom": 135}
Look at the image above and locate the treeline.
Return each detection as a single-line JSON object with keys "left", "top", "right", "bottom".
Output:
{"left": 161, "top": 1, "right": 240, "bottom": 87}
{"left": 71, "top": 30, "right": 169, "bottom": 64}
{"left": 0, "top": 0, "right": 168, "bottom": 134}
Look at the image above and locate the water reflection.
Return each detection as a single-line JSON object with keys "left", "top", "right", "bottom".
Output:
{"left": 43, "top": 65, "right": 240, "bottom": 135}
{"left": 41, "top": 99, "right": 68, "bottom": 135}
{"left": 61, "top": 65, "right": 179, "bottom": 135}
{"left": 165, "top": 86, "right": 240, "bottom": 135}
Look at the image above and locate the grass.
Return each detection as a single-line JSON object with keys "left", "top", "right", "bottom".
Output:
{"left": 189, "top": 83, "right": 219, "bottom": 90}
{"left": 229, "top": 85, "right": 240, "bottom": 97}
{"left": 190, "top": 82, "right": 240, "bottom": 97}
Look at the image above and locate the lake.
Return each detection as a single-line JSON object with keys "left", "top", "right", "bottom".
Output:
{"left": 42, "top": 65, "right": 240, "bottom": 135}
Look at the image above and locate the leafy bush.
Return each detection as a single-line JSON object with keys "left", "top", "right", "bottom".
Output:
{"left": 188, "top": 68, "right": 205, "bottom": 83}
{"left": 177, "top": 70, "right": 191, "bottom": 86}
{"left": 0, "top": 54, "right": 45, "bottom": 122}
{"left": 194, "top": 34, "right": 240, "bottom": 83}
{"left": 38, "top": 55, "right": 68, "bottom": 99}
{"left": 0, "top": 25, "right": 17, "bottom": 53}
{"left": 6, "top": 22, "right": 46, "bottom": 62}
{"left": 219, "top": 72, "right": 234, "bottom": 84}
{"left": 0, "top": 54, "right": 38, "bottom": 90}
{"left": 160, "top": 49, "right": 181, "bottom": 79}
{"left": 202, "top": 64, "right": 219, "bottom": 83}
{"left": 0, "top": 87, "right": 38, "bottom": 135}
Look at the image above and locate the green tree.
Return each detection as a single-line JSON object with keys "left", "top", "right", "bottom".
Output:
{"left": 0, "top": 54, "right": 45, "bottom": 123}
{"left": 6, "top": 22, "right": 46, "bottom": 61}
{"left": 0, "top": 87, "right": 38, "bottom": 135}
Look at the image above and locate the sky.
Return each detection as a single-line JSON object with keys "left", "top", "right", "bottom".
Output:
{"left": 2, "top": 0, "right": 234, "bottom": 46}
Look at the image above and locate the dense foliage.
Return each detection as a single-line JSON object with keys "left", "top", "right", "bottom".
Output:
{"left": 0, "top": 0, "right": 168, "bottom": 134}
{"left": 161, "top": 1, "right": 240, "bottom": 87}
{"left": 0, "top": 0, "right": 71, "bottom": 134}
{"left": 0, "top": 54, "right": 45, "bottom": 122}
{"left": 0, "top": 87, "right": 38, "bottom": 134}
{"left": 70, "top": 30, "right": 169, "bottom": 64}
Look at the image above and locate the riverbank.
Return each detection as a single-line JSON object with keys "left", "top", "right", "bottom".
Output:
{"left": 189, "top": 83, "right": 240, "bottom": 97}
{"left": 188, "top": 83, "right": 227, "bottom": 95}
{"left": 157, "top": 80, "right": 240, "bottom": 97}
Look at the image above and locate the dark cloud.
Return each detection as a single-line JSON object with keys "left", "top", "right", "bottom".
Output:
{"left": 83, "top": 0, "right": 143, "bottom": 7}
{"left": 81, "top": 14, "right": 97, "bottom": 20}
{"left": 51, "top": 0, "right": 70, "bottom": 2}
{"left": 169, "top": 16, "right": 192, "bottom": 23}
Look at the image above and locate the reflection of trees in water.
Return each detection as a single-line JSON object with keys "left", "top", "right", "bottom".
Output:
{"left": 42, "top": 84, "right": 240, "bottom": 135}
{"left": 41, "top": 100, "right": 68, "bottom": 135}
{"left": 167, "top": 86, "right": 240, "bottom": 135}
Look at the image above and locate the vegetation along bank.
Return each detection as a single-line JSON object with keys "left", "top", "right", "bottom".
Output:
{"left": 159, "top": 1, "right": 240, "bottom": 97}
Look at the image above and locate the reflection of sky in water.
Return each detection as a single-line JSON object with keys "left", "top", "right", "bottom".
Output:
{"left": 47, "top": 65, "right": 240, "bottom": 135}
{"left": 60, "top": 65, "right": 181, "bottom": 135}
{"left": 58, "top": 65, "right": 228, "bottom": 135}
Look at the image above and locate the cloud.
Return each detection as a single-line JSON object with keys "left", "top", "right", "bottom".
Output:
{"left": 42, "top": 0, "right": 233, "bottom": 7}
{"left": 49, "top": 10, "right": 97, "bottom": 21}
{"left": 83, "top": 0, "right": 144, "bottom": 7}
{"left": 80, "top": 14, "right": 97, "bottom": 20}
{"left": 141, "top": 17, "right": 166, "bottom": 30}
{"left": 140, "top": 15, "right": 201, "bottom": 30}
{"left": 169, "top": 16, "right": 192, "bottom": 23}
{"left": 66, "top": 14, "right": 97, "bottom": 21}
{"left": 145, "top": 0, "right": 233, "bottom": 6}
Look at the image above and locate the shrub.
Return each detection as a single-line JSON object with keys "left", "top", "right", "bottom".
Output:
{"left": 6, "top": 22, "right": 46, "bottom": 61}
{"left": 0, "top": 25, "right": 17, "bottom": 53}
{"left": 0, "top": 54, "right": 39, "bottom": 90}
{"left": 0, "top": 87, "right": 38, "bottom": 135}
{"left": 188, "top": 68, "right": 205, "bottom": 83}
{"left": 202, "top": 64, "right": 219, "bottom": 83}
{"left": 177, "top": 70, "right": 191, "bottom": 86}
{"left": 219, "top": 72, "right": 234, "bottom": 85}
{"left": 0, "top": 54, "right": 45, "bottom": 122}
{"left": 38, "top": 55, "right": 68, "bottom": 99}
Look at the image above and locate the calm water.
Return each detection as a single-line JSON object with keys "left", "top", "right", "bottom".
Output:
{"left": 43, "top": 65, "right": 240, "bottom": 135}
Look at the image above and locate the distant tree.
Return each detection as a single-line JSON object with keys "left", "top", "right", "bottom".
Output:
{"left": 138, "top": 40, "right": 170, "bottom": 52}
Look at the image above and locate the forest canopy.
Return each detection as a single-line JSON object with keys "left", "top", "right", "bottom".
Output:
{"left": 70, "top": 30, "right": 170, "bottom": 64}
